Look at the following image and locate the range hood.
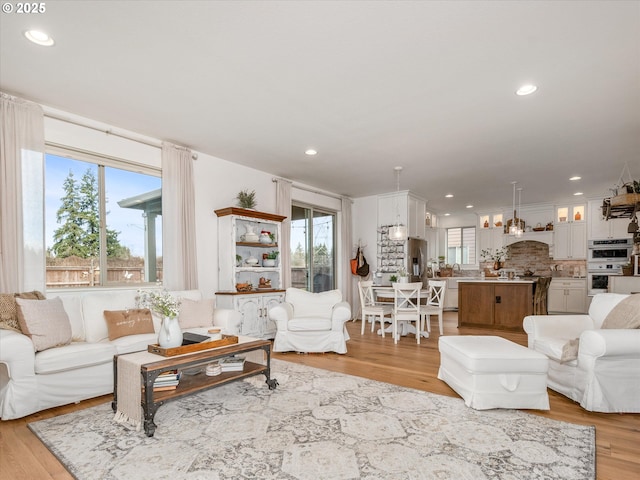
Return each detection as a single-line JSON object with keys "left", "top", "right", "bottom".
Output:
{"left": 503, "top": 231, "right": 553, "bottom": 246}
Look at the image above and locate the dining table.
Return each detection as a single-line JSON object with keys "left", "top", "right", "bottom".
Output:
{"left": 372, "top": 285, "right": 430, "bottom": 339}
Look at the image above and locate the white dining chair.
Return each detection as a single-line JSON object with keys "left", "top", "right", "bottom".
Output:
{"left": 357, "top": 281, "right": 392, "bottom": 336}
{"left": 392, "top": 282, "right": 422, "bottom": 344}
{"left": 421, "top": 280, "right": 446, "bottom": 336}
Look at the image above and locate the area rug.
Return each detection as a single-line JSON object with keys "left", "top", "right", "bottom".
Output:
{"left": 28, "top": 359, "right": 595, "bottom": 480}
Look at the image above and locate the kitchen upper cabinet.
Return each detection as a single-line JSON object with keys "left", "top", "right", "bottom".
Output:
{"left": 377, "top": 191, "right": 427, "bottom": 239}
{"left": 588, "top": 199, "right": 633, "bottom": 240}
{"left": 553, "top": 204, "right": 586, "bottom": 260}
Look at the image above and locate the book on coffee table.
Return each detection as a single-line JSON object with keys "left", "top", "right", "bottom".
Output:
{"left": 220, "top": 356, "right": 246, "bottom": 372}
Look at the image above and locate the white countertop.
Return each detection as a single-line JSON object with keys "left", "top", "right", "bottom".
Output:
{"left": 457, "top": 278, "right": 536, "bottom": 284}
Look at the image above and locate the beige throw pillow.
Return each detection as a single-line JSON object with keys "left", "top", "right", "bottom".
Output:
{"left": 16, "top": 297, "right": 72, "bottom": 352}
{"left": 178, "top": 298, "right": 214, "bottom": 329}
{"left": 601, "top": 294, "right": 640, "bottom": 329}
{"left": 0, "top": 291, "right": 46, "bottom": 333}
{"left": 104, "top": 309, "right": 154, "bottom": 340}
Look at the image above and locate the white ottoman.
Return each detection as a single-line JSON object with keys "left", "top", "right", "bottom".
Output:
{"left": 438, "top": 336, "right": 549, "bottom": 410}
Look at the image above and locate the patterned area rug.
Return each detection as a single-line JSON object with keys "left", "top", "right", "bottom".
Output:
{"left": 29, "top": 359, "right": 595, "bottom": 480}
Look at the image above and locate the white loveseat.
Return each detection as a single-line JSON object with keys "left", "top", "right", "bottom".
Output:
{"left": 269, "top": 288, "right": 351, "bottom": 354}
{"left": 0, "top": 289, "right": 241, "bottom": 420}
{"left": 523, "top": 293, "right": 640, "bottom": 413}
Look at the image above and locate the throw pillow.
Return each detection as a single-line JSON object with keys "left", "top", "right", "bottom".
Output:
{"left": 601, "top": 294, "right": 640, "bottom": 329}
{"left": 103, "top": 309, "right": 154, "bottom": 340}
{"left": 15, "top": 297, "right": 72, "bottom": 352}
{"left": 178, "top": 298, "right": 214, "bottom": 329}
{"left": 560, "top": 338, "right": 580, "bottom": 363}
{"left": 0, "top": 291, "right": 46, "bottom": 333}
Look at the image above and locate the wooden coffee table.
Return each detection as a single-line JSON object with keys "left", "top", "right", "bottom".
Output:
{"left": 112, "top": 338, "right": 277, "bottom": 437}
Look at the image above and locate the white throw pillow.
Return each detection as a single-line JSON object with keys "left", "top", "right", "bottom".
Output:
{"left": 16, "top": 297, "right": 72, "bottom": 352}
{"left": 178, "top": 298, "right": 214, "bottom": 329}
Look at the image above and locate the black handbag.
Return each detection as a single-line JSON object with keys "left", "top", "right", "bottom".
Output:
{"left": 355, "top": 247, "right": 369, "bottom": 277}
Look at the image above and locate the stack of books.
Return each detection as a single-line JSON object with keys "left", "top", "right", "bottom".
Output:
{"left": 219, "top": 356, "right": 246, "bottom": 372}
{"left": 153, "top": 370, "right": 181, "bottom": 391}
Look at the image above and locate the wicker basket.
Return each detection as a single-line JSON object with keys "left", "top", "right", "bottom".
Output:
{"left": 438, "top": 268, "right": 453, "bottom": 277}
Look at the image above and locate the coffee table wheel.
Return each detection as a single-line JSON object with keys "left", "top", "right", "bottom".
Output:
{"left": 111, "top": 401, "right": 117, "bottom": 412}
{"left": 267, "top": 378, "right": 279, "bottom": 390}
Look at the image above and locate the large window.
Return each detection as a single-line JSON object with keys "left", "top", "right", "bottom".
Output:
{"left": 290, "top": 204, "right": 336, "bottom": 292}
{"left": 446, "top": 226, "right": 476, "bottom": 266}
{"left": 45, "top": 151, "right": 162, "bottom": 288}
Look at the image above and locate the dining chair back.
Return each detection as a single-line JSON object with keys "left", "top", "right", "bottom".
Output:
{"left": 392, "top": 282, "right": 422, "bottom": 344}
{"left": 358, "top": 280, "right": 392, "bottom": 336}
{"left": 533, "top": 276, "right": 551, "bottom": 315}
{"left": 421, "top": 280, "right": 447, "bottom": 335}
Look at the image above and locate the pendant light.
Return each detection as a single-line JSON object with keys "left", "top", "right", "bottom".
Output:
{"left": 388, "top": 166, "right": 407, "bottom": 241}
{"left": 515, "top": 187, "right": 524, "bottom": 237}
{"left": 509, "top": 181, "right": 518, "bottom": 235}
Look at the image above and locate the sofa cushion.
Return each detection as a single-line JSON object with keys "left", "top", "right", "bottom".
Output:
{"left": 16, "top": 297, "right": 72, "bottom": 352}
{"left": 602, "top": 294, "right": 640, "bottom": 329}
{"left": 178, "top": 298, "right": 214, "bottom": 329}
{"left": 0, "top": 291, "right": 46, "bottom": 333}
{"left": 48, "top": 294, "right": 85, "bottom": 341}
{"left": 82, "top": 291, "right": 138, "bottom": 343}
{"left": 34, "top": 341, "right": 115, "bottom": 374}
{"left": 104, "top": 309, "right": 154, "bottom": 340}
{"left": 288, "top": 317, "right": 332, "bottom": 332}
{"left": 107, "top": 333, "right": 158, "bottom": 355}
{"left": 286, "top": 288, "right": 342, "bottom": 319}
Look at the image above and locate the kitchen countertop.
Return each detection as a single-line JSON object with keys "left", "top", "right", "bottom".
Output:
{"left": 458, "top": 278, "right": 536, "bottom": 284}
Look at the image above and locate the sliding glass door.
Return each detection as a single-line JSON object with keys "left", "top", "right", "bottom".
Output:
{"left": 290, "top": 204, "right": 336, "bottom": 292}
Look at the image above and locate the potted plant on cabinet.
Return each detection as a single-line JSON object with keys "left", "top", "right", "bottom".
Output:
{"left": 263, "top": 250, "right": 279, "bottom": 267}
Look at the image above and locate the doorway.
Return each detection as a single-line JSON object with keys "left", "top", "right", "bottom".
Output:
{"left": 290, "top": 204, "right": 336, "bottom": 292}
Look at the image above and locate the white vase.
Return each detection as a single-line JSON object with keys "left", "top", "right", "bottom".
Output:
{"left": 158, "top": 316, "right": 183, "bottom": 348}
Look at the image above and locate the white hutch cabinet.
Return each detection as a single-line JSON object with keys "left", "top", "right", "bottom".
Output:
{"left": 214, "top": 207, "right": 286, "bottom": 339}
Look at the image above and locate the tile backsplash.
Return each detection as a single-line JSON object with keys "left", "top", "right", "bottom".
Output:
{"left": 492, "top": 241, "right": 586, "bottom": 277}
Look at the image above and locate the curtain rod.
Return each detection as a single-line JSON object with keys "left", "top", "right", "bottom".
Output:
{"left": 44, "top": 112, "right": 198, "bottom": 159}
{"left": 272, "top": 177, "right": 352, "bottom": 202}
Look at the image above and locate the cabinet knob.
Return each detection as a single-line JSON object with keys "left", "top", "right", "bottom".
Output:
{"left": 495, "top": 296, "right": 501, "bottom": 304}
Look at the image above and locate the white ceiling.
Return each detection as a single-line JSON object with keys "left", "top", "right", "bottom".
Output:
{"left": 1, "top": 1, "right": 639, "bottom": 214}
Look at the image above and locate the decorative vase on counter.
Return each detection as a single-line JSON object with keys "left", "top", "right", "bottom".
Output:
{"left": 158, "top": 316, "right": 183, "bottom": 348}
{"left": 493, "top": 261, "right": 503, "bottom": 270}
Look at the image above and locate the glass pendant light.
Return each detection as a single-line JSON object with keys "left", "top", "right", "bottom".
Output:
{"left": 515, "top": 187, "right": 524, "bottom": 237}
{"left": 388, "top": 166, "right": 407, "bottom": 241}
{"left": 509, "top": 181, "right": 518, "bottom": 235}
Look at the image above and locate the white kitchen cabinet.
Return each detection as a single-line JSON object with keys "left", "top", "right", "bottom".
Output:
{"left": 215, "top": 207, "right": 286, "bottom": 339}
{"left": 553, "top": 222, "right": 587, "bottom": 260}
{"left": 588, "top": 199, "right": 633, "bottom": 240}
{"left": 547, "top": 278, "right": 587, "bottom": 313}
{"left": 216, "top": 292, "right": 285, "bottom": 338}
{"left": 478, "top": 227, "right": 504, "bottom": 255}
{"left": 553, "top": 204, "right": 586, "bottom": 260}
{"left": 377, "top": 191, "right": 426, "bottom": 239}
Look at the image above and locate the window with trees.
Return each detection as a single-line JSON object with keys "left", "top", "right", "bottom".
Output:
{"left": 446, "top": 226, "right": 476, "bottom": 266}
{"left": 45, "top": 152, "right": 162, "bottom": 288}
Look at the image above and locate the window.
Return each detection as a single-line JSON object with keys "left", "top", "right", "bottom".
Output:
{"left": 290, "top": 204, "right": 336, "bottom": 292}
{"left": 45, "top": 151, "right": 162, "bottom": 288}
{"left": 446, "top": 226, "right": 476, "bottom": 266}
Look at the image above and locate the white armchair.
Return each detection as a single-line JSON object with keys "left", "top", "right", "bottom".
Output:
{"left": 269, "top": 288, "right": 351, "bottom": 354}
{"left": 523, "top": 293, "right": 640, "bottom": 413}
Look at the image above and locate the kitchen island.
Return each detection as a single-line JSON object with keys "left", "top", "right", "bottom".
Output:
{"left": 458, "top": 279, "right": 535, "bottom": 331}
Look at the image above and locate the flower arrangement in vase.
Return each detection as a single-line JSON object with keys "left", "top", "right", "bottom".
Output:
{"left": 480, "top": 247, "right": 508, "bottom": 270}
{"left": 137, "top": 290, "right": 182, "bottom": 348}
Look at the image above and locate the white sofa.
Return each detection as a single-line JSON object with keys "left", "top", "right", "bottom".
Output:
{"left": 0, "top": 289, "right": 241, "bottom": 420}
{"left": 523, "top": 293, "right": 640, "bottom": 413}
{"left": 269, "top": 288, "right": 351, "bottom": 354}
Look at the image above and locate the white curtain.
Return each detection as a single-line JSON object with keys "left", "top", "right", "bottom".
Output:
{"left": 340, "top": 196, "right": 354, "bottom": 309}
{"left": 161, "top": 142, "right": 198, "bottom": 290}
{"left": 275, "top": 178, "right": 292, "bottom": 288}
{"left": 0, "top": 92, "right": 45, "bottom": 293}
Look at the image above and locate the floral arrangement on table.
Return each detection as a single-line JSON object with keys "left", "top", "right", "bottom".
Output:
{"left": 136, "top": 290, "right": 181, "bottom": 318}
{"left": 480, "top": 247, "right": 508, "bottom": 263}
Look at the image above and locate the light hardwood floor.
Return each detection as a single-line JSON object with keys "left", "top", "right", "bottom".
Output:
{"left": 1, "top": 312, "right": 639, "bottom": 480}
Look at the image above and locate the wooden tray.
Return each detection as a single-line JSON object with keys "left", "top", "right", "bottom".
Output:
{"left": 610, "top": 193, "right": 640, "bottom": 207}
{"left": 148, "top": 335, "right": 239, "bottom": 357}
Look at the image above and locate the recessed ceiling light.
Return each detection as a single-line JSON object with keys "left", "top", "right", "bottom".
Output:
{"left": 305, "top": 149, "right": 317, "bottom": 156}
{"left": 573, "top": 192, "right": 583, "bottom": 196}
{"left": 466, "top": 205, "right": 473, "bottom": 209}
{"left": 444, "top": 213, "right": 451, "bottom": 216}
{"left": 569, "top": 176, "right": 581, "bottom": 181}
{"left": 445, "top": 194, "right": 453, "bottom": 198}
{"left": 24, "top": 30, "right": 54, "bottom": 46}
{"left": 516, "top": 84, "right": 537, "bottom": 96}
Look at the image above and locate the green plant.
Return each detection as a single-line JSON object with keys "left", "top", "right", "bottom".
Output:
{"left": 398, "top": 267, "right": 407, "bottom": 277}
{"left": 236, "top": 189, "right": 257, "bottom": 209}
{"left": 235, "top": 254, "right": 242, "bottom": 264}
{"left": 266, "top": 250, "right": 279, "bottom": 260}
{"left": 389, "top": 275, "right": 398, "bottom": 282}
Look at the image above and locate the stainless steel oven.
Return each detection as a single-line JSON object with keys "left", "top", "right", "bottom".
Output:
{"left": 587, "top": 238, "right": 633, "bottom": 262}
{"left": 587, "top": 265, "right": 622, "bottom": 295}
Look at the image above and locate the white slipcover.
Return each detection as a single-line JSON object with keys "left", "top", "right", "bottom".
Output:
{"left": 270, "top": 288, "right": 351, "bottom": 354}
{"left": 523, "top": 293, "right": 640, "bottom": 413}
{"left": 0, "top": 289, "right": 241, "bottom": 420}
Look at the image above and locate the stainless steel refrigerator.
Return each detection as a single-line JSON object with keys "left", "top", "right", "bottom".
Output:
{"left": 407, "top": 237, "right": 429, "bottom": 286}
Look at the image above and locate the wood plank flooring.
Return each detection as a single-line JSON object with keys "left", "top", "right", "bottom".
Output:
{"left": 1, "top": 312, "right": 638, "bottom": 480}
